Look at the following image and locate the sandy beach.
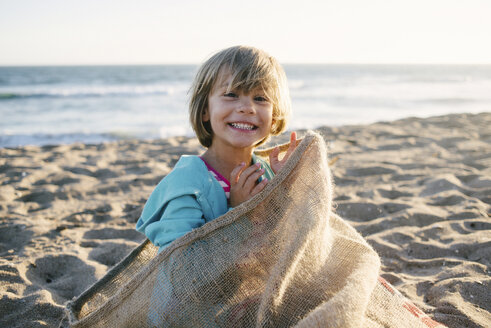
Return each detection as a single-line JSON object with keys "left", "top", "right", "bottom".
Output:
{"left": 0, "top": 112, "right": 490, "bottom": 328}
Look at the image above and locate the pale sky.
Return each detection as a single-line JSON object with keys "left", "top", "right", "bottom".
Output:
{"left": 1, "top": 0, "right": 490, "bottom": 65}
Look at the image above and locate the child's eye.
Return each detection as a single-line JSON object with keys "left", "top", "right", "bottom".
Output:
{"left": 224, "top": 92, "right": 238, "bottom": 98}
{"left": 254, "top": 96, "right": 268, "bottom": 102}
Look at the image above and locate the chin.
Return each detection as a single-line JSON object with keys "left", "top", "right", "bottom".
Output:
{"left": 229, "top": 139, "right": 262, "bottom": 149}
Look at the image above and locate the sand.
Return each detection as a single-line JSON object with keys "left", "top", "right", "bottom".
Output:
{"left": 0, "top": 113, "right": 490, "bottom": 328}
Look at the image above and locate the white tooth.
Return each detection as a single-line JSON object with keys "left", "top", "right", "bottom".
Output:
{"left": 231, "top": 123, "right": 254, "bottom": 130}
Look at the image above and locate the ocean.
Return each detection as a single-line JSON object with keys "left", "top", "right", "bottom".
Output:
{"left": 1, "top": 64, "right": 490, "bottom": 148}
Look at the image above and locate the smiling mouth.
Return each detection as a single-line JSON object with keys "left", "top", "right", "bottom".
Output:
{"left": 228, "top": 122, "right": 258, "bottom": 130}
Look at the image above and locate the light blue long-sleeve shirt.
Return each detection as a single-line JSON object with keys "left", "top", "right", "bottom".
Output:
{"left": 136, "top": 154, "right": 274, "bottom": 252}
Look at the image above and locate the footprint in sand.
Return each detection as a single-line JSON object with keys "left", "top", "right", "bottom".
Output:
{"left": 425, "top": 278, "right": 490, "bottom": 317}
{"left": 0, "top": 224, "right": 34, "bottom": 254}
{"left": 92, "top": 168, "right": 119, "bottom": 179}
{"left": 448, "top": 212, "right": 480, "bottom": 220}
{"left": 457, "top": 174, "right": 491, "bottom": 189}
{"left": 33, "top": 172, "right": 80, "bottom": 186}
{"left": 122, "top": 203, "right": 143, "bottom": 223}
{"left": 406, "top": 241, "right": 452, "bottom": 260}
{"left": 88, "top": 242, "right": 138, "bottom": 267}
{"left": 335, "top": 202, "right": 384, "bottom": 221}
{"left": 465, "top": 220, "right": 491, "bottom": 231}
{"left": 380, "top": 202, "right": 411, "bottom": 214}
{"left": 420, "top": 177, "right": 463, "bottom": 196}
{"left": 429, "top": 194, "right": 466, "bottom": 206}
{"left": 62, "top": 166, "right": 94, "bottom": 177}
{"left": 334, "top": 195, "right": 351, "bottom": 201}
{"left": 346, "top": 166, "right": 397, "bottom": 177}
{"left": 391, "top": 173, "right": 423, "bottom": 182}
{"left": 83, "top": 228, "right": 144, "bottom": 242}
{"left": 0, "top": 292, "right": 65, "bottom": 327}
{"left": 404, "top": 212, "right": 443, "bottom": 227}
{"left": 17, "top": 189, "right": 55, "bottom": 204}
{"left": 2, "top": 167, "right": 33, "bottom": 184}
{"left": 26, "top": 254, "right": 97, "bottom": 304}
{"left": 81, "top": 228, "right": 144, "bottom": 269}
{"left": 332, "top": 176, "right": 357, "bottom": 186}
{"left": 63, "top": 205, "right": 114, "bottom": 223}
{"left": 123, "top": 165, "right": 152, "bottom": 175}
{"left": 130, "top": 176, "right": 165, "bottom": 187}
{"left": 377, "top": 188, "right": 413, "bottom": 200}
{"left": 471, "top": 191, "right": 491, "bottom": 205}
{"left": 0, "top": 264, "right": 25, "bottom": 289}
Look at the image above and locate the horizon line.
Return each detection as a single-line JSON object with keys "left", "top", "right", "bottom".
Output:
{"left": 1, "top": 62, "right": 491, "bottom": 67}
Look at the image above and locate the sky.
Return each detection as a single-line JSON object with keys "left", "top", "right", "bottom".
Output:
{"left": 1, "top": 0, "right": 490, "bottom": 65}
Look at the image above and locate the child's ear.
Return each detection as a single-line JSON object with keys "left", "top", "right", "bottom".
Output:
{"left": 202, "top": 108, "right": 210, "bottom": 122}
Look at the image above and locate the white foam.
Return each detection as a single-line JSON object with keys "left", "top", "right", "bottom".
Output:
{"left": 2, "top": 65, "right": 491, "bottom": 148}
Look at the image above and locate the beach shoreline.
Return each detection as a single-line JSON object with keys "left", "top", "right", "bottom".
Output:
{"left": 1, "top": 112, "right": 490, "bottom": 327}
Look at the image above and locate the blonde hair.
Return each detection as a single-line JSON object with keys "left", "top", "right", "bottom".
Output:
{"left": 189, "top": 45, "right": 291, "bottom": 148}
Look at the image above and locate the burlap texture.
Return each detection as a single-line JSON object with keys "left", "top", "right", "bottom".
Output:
{"left": 65, "top": 132, "right": 446, "bottom": 328}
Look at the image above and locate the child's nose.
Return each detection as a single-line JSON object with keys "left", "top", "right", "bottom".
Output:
{"left": 238, "top": 97, "right": 255, "bottom": 114}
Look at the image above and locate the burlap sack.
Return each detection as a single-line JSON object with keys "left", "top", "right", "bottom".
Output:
{"left": 65, "top": 132, "right": 446, "bottom": 328}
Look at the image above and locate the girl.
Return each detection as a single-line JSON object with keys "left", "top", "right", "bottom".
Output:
{"left": 136, "top": 45, "right": 297, "bottom": 252}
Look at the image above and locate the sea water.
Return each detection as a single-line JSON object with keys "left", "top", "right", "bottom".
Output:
{"left": 1, "top": 64, "right": 490, "bottom": 147}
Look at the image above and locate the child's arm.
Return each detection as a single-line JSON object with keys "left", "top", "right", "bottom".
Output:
{"left": 141, "top": 195, "right": 205, "bottom": 250}
{"left": 136, "top": 155, "right": 226, "bottom": 251}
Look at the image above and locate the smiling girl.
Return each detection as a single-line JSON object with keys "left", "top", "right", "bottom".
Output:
{"left": 136, "top": 45, "right": 296, "bottom": 252}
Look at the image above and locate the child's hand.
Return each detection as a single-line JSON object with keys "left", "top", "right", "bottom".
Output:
{"left": 269, "top": 131, "right": 298, "bottom": 174}
{"left": 229, "top": 162, "right": 268, "bottom": 207}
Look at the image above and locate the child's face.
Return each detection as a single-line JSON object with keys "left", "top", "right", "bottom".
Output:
{"left": 203, "top": 72, "right": 273, "bottom": 152}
